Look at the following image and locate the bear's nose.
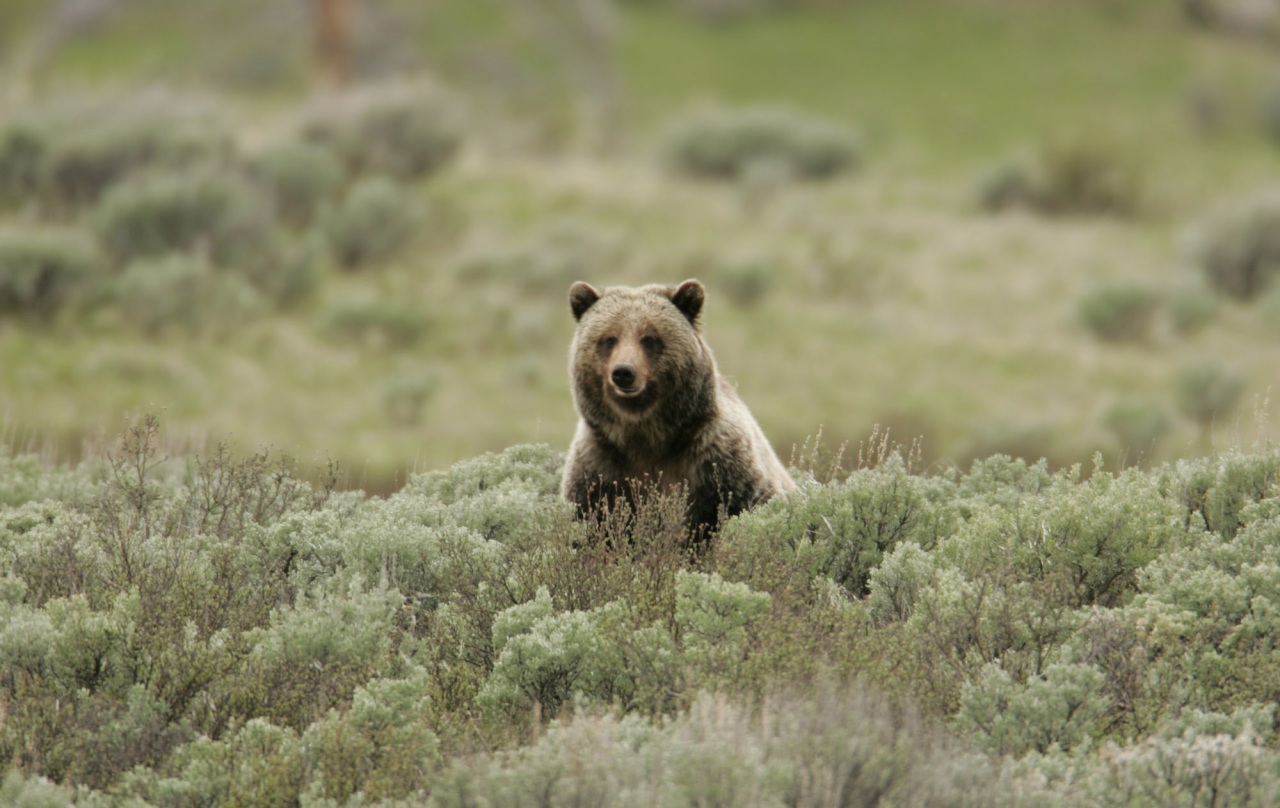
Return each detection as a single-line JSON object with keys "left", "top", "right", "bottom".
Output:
{"left": 610, "top": 365, "right": 637, "bottom": 390}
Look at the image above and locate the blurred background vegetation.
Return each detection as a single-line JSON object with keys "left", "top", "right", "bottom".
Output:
{"left": 2, "top": 0, "right": 1280, "bottom": 491}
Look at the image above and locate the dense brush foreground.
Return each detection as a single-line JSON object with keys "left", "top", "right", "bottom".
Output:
{"left": 4, "top": 418, "right": 1280, "bottom": 805}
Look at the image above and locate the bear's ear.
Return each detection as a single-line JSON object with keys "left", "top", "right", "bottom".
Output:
{"left": 670, "top": 279, "right": 705, "bottom": 324}
{"left": 569, "top": 282, "right": 601, "bottom": 321}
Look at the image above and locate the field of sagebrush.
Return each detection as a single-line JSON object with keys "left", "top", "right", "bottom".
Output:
{"left": 4, "top": 417, "right": 1280, "bottom": 804}
{"left": 2, "top": 0, "right": 1280, "bottom": 490}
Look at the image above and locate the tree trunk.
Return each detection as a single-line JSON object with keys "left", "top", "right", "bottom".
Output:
{"left": 315, "top": 0, "right": 354, "bottom": 88}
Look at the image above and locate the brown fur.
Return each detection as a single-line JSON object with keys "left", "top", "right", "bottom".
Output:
{"left": 560, "top": 279, "right": 795, "bottom": 535}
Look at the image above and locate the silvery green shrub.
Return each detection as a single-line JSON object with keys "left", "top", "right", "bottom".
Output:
{"left": 866, "top": 540, "right": 937, "bottom": 624}
{"left": 432, "top": 685, "right": 1040, "bottom": 808}
{"left": 0, "top": 227, "right": 100, "bottom": 321}
{"left": 301, "top": 83, "right": 461, "bottom": 180}
{"left": 478, "top": 595, "right": 626, "bottom": 717}
{"left": 94, "top": 168, "right": 274, "bottom": 269}
{"left": 1078, "top": 283, "right": 1160, "bottom": 343}
{"left": 1104, "top": 399, "right": 1172, "bottom": 461}
{"left": 1175, "top": 361, "right": 1245, "bottom": 442}
{"left": 0, "top": 771, "right": 76, "bottom": 808}
{"left": 0, "top": 93, "right": 231, "bottom": 216}
{"left": 0, "top": 121, "right": 47, "bottom": 208}
{"left": 1163, "top": 449, "right": 1280, "bottom": 540}
{"left": 718, "top": 452, "right": 957, "bottom": 597}
{"left": 111, "top": 254, "right": 267, "bottom": 337}
{"left": 954, "top": 453, "right": 1054, "bottom": 510}
{"left": 249, "top": 140, "right": 344, "bottom": 228}
{"left": 1188, "top": 191, "right": 1280, "bottom": 300}
{"left": 0, "top": 501, "right": 103, "bottom": 606}
{"left": 402, "top": 444, "right": 563, "bottom": 506}
{"left": 675, "top": 570, "right": 771, "bottom": 690}
{"left": 956, "top": 662, "right": 1109, "bottom": 756}
{"left": 301, "top": 669, "right": 440, "bottom": 803}
{"left": 320, "top": 295, "right": 434, "bottom": 349}
{"left": 126, "top": 718, "right": 304, "bottom": 808}
{"left": 9, "top": 426, "right": 1280, "bottom": 803}
{"left": 977, "top": 139, "right": 1141, "bottom": 217}
{"left": 660, "top": 105, "right": 861, "bottom": 182}
{"left": 232, "top": 578, "right": 402, "bottom": 730}
{"left": 41, "top": 118, "right": 231, "bottom": 215}
{"left": 943, "top": 462, "right": 1183, "bottom": 610}
{"left": 322, "top": 176, "right": 419, "bottom": 269}
{"left": 1076, "top": 730, "right": 1280, "bottom": 807}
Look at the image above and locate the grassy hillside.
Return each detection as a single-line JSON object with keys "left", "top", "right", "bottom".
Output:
{"left": 1, "top": 0, "right": 1279, "bottom": 493}
{"left": 4, "top": 421, "right": 1280, "bottom": 803}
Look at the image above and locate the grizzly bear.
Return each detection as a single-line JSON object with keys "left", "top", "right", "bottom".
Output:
{"left": 560, "top": 278, "right": 795, "bottom": 535}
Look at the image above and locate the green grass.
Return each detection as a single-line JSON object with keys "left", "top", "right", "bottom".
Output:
{"left": 620, "top": 0, "right": 1274, "bottom": 175}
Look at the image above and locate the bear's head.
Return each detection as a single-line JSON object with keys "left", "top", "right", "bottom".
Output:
{"left": 567, "top": 279, "right": 713, "bottom": 426}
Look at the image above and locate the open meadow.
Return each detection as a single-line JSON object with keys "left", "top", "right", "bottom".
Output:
{"left": 4, "top": 0, "right": 1280, "bottom": 804}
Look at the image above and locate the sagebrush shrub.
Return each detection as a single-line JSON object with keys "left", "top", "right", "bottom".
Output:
{"left": 1103, "top": 398, "right": 1171, "bottom": 459}
{"left": 1175, "top": 360, "right": 1245, "bottom": 440}
{"left": 975, "top": 152, "right": 1038, "bottom": 212}
{"left": 948, "top": 463, "right": 1183, "bottom": 610}
{"left": 719, "top": 453, "right": 957, "bottom": 597}
{"left": 0, "top": 448, "right": 99, "bottom": 508}
{"left": 1163, "top": 450, "right": 1280, "bottom": 540}
{"left": 322, "top": 176, "right": 419, "bottom": 269}
{"left": 383, "top": 368, "right": 439, "bottom": 426}
{"left": 111, "top": 254, "right": 268, "bottom": 336}
{"left": 230, "top": 579, "right": 403, "bottom": 731}
{"left": 0, "top": 771, "right": 76, "bottom": 807}
{"left": 302, "top": 671, "right": 441, "bottom": 803}
{"left": 675, "top": 570, "right": 771, "bottom": 690}
{"left": 126, "top": 718, "right": 305, "bottom": 807}
{"left": 0, "top": 122, "right": 47, "bottom": 208}
{"left": 433, "top": 685, "right": 1030, "bottom": 807}
{"left": 479, "top": 594, "right": 625, "bottom": 718}
{"left": 978, "top": 139, "right": 1142, "bottom": 216}
{"left": 0, "top": 93, "right": 232, "bottom": 216}
{"left": 709, "top": 254, "right": 777, "bottom": 308}
{"left": 301, "top": 82, "right": 461, "bottom": 180}
{"left": 41, "top": 119, "right": 231, "bottom": 215}
{"left": 0, "top": 227, "right": 100, "bottom": 321}
{"left": 250, "top": 140, "right": 345, "bottom": 228}
{"left": 1188, "top": 191, "right": 1280, "bottom": 300}
{"left": 320, "top": 294, "right": 433, "bottom": 349}
{"left": 1078, "top": 283, "right": 1159, "bottom": 343}
{"left": 1076, "top": 729, "right": 1280, "bottom": 806}
{"left": 956, "top": 662, "right": 1109, "bottom": 756}
{"left": 876, "top": 462, "right": 1186, "bottom": 715}
{"left": 660, "top": 105, "right": 861, "bottom": 182}
{"left": 401, "top": 443, "right": 563, "bottom": 505}
{"left": 955, "top": 453, "right": 1055, "bottom": 506}
{"left": 1034, "top": 139, "right": 1142, "bottom": 216}
{"left": 93, "top": 168, "right": 275, "bottom": 268}
{"left": 866, "top": 541, "right": 936, "bottom": 624}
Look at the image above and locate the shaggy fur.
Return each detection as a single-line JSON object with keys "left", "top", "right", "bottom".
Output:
{"left": 560, "top": 279, "right": 795, "bottom": 534}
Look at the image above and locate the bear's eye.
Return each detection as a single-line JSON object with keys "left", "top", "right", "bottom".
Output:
{"left": 640, "top": 335, "right": 663, "bottom": 354}
{"left": 598, "top": 336, "right": 618, "bottom": 353}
